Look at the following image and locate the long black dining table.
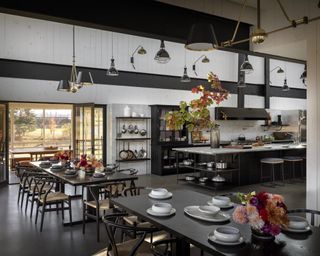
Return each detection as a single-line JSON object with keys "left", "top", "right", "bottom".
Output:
{"left": 111, "top": 189, "right": 320, "bottom": 256}
{"left": 31, "top": 161, "right": 138, "bottom": 225}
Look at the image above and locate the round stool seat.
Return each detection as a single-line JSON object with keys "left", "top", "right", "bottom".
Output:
{"left": 283, "top": 156, "right": 303, "bottom": 162}
{"left": 260, "top": 158, "right": 284, "bottom": 164}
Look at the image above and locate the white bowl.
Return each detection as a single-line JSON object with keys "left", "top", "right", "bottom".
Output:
{"left": 151, "top": 188, "right": 168, "bottom": 197}
{"left": 152, "top": 203, "right": 172, "bottom": 214}
{"left": 214, "top": 226, "right": 240, "bottom": 243}
{"left": 212, "top": 196, "right": 231, "bottom": 207}
{"left": 198, "top": 205, "right": 220, "bottom": 216}
{"left": 288, "top": 216, "right": 308, "bottom": 230}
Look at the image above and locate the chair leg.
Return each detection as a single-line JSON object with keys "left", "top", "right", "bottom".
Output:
{"left": 96, "top": 207, "right": 100, "bottom": 242}
{"left": 17, "top": 186, "right": 22, "bottom": 204}
{"left": 282, "top": 163, "right": 285, "bottom": 183}
{"left": 25, "top": 194, "right": 29, "bottom": 213}
{"left": 40, "top": 204, "right": 46, "bottom": 232}
{"left": 61, "top": 202, "right": 65, "bottom": 221}
{"left": 82, "top": 203, "right": 86, "bottom": 234}
{"left": 30, "top": 195, "right": 36, "bottom": 218}
{"left": 260, "top": 163, "right": 263, "bottom": 183}
{"left": 56, "top": 203, "right": 59, "bottom": 215}
{"left": 35, "top": 202, "right": 40, "bottom": 224}
{"left": 68, "top": 198, "right": 72, "bottom": 226}
{"left": 20, "top": 189, "right": 26, "bottom": 208}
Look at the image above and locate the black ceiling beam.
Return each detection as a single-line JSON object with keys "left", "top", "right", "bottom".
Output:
{"left": 0, "top": 0, "right": 251, "bottom": 50}
{"left": 0, "top": 58, "right": 260, "bottom": 95}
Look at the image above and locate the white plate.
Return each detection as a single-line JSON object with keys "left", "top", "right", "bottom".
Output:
{"left": 207, "top": 201, "right": 234, "bottom": 209}
{"left": 282, "top": 225, "right": 311, "bottom": 233}
{"left": 208, "top": 232, "right": 244, "bottom": 246}
{"left": 146, "top": 207, "right": 176, "bottom": 217}
{"left": 148, "top": 192, "right": 173, "bottom": 200}
{"left": 184, "top": 206, "right": 230, "bottom": 222}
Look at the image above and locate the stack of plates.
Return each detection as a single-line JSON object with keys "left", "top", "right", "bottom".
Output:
{"left": 147, "top": 203, "right": 176, "bottom": 217}
{"left": 184, "top": 206, "right": 230, "bottom": 222}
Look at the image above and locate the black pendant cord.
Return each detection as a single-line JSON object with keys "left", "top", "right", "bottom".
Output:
{"left": 111, "top": 32, "right": 114, "bottom": 59}
{"left": 184, "top": 48, "right": 187, "bottom": 68}
{"left": 257, "top": 0, "right": 261, "bottom": 29}
{"left": 73, "top": 25, "right": 75, "bottom": 65}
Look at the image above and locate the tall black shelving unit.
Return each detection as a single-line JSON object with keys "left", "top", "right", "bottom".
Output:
{"left": 150, "top": 105, "right": 191, "bottom": 175}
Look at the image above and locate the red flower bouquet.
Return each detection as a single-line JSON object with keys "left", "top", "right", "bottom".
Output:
{"left": 233, "top": 191, "right": 289, "bottom": 236}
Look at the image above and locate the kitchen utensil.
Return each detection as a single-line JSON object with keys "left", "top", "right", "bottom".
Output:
{"left": 140, "top": 114, "right": 145, "bottom": 117}
{"left": 183, "top": 159, "right": 193, "bottom": 166}
{"left": 132, "top": 112, "right": 138, "bottom": 117}
{"left": 199, "top": 177, "right": 208, "bottom": 183}
{"left": 126, "top": 142, "right": 135, "bottom": 160}
{"left": 124, "top": 105, "right": 131, "bottom": 117}
{"left": 119, "top": 142, "right": 128, "bottom": 160}
{"left": 139, "top": 128, "right": 147, "bottom": 136}
{"left": 185, "top": 176, "right": 195, "bottom": 181}
{"left": 206, "top": 162, "right": 215, "bottom": 168}
{"left": 238, "top": 134, "right": 246, "bottom": 141}
{"left": 121, "top": 124, "right": 127, "bottom": 134}
{"left": 211, "top": 175, "right": 226, "bottom": 182}
{"left": 137, "top": 147, "right": 147, "bottom": 158}
{"left": 215, "top": 161, "right": 227, "bottom": 169}
{"left": 127, "top": 124, "right": 134, "bottom": 134}
{"left": 134, "top": 125, "right": 139, "bottom": 134}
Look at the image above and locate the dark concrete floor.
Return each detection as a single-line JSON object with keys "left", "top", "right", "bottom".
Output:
{"left": 0, "top": 175, "right": 306, "bottom": 256}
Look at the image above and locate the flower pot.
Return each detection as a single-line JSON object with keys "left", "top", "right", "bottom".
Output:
{"left": 251, "top": 228, "right": 275, "bottom": 242}
{"left": 210, "top": 127, "right": 220, "bottom": 148}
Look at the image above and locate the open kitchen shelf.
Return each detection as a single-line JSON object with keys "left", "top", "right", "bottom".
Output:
{"left": 116, "top": 138, "right": 151, "bottom": 141}
{"left": 116, "top": 158, "right": 151, "bottom": 162}
{"left": 182, "top": 165, "right": 239, "bottom": 173}
{"left": 116, "top": 116, "right": 151, "bottom": 120}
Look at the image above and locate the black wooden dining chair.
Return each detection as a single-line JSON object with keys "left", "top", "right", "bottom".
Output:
{"left": 34, "top": 177, "right": 72, "bottom": 232}
{"left": 288, "top": 208, "right": 320, "bottom": 227}
{"left": 93, "top": 212, "right": 174, "bottom": 256}
{"left": 82, "top": 182, "right": 124, "bottom": 242}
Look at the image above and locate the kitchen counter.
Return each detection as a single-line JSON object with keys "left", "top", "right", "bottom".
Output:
{"left": 173, "top": 143, "right": 306, "bottom": 155}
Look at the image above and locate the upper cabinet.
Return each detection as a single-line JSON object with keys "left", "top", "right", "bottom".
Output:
{"left": 269, "top": 59, "right": 306, "bottom": 90}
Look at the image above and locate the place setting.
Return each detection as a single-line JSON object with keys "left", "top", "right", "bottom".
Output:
{"left": 208, "top": 226, "right": 245, "bottom": 246}
{"left": 148, "top": 188, "right": 173, "bottom": 200}
{"left": 282, "top": 215, "right": 311, "bottom": 234}
{"left": 184, "top": 204, "right": 231, "bottom": 223}
{"left": 50, "top": 164, "right": 65, "bottom": 172}
{"left": 63, "top": 169, "right": 78, "bottom": 178}
{"left": 147, "top": 202, "right": 176, "bottom": 217}
{"left": 207, "top": 195, "right": 235, "bottom": 210}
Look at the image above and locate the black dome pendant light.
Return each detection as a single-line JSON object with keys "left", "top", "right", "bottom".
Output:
{"left": 185, "top": 23, "right": 218, "bottom": 51}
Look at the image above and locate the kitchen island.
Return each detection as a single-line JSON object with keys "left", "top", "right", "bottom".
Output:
{"left": 173, "top": 143, "right": 306, "bottom": 188}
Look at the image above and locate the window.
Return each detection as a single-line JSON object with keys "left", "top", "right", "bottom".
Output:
{"left": 9, "top": 103, "right": 73, "bottom": 150}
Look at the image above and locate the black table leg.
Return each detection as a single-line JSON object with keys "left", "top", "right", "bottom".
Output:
{"left": 174, "top": 237, "right": 190, "bottom": 256}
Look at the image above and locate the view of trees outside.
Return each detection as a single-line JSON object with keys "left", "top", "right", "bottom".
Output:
{"left": 10, "top": 107, "right": 72, "bottom": 149}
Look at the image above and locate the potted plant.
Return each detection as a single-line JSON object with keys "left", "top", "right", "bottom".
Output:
{"left": 165, "top": 72, "right": 229, "bottom": 148}
{"left": 233, "top": 191, "right": 289, "bottom": 241}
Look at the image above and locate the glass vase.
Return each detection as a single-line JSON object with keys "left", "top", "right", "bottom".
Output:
{"left": 210, "top": 126, "right": 220, "bottom": 148}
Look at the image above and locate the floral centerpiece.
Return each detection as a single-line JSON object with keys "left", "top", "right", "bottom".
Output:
{"left": 55, "top": 150, "right": 71, "bottom": 164}
{"left": 76, "top": 154, "right": 104, "bottom": 172}
{"left": 165, "top": 72, "right": 229, "bottom": 147}
{"left": 233, "top": 191, "right": 289, "bottom": 239}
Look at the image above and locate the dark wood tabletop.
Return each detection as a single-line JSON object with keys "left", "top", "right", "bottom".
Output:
{"left": 31, "top": 161, "right": 138, "bottom": 186}
{"left": 111, "top": 189, "right": 320, "bottom": 256}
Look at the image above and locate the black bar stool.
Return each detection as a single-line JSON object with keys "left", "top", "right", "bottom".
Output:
{"left": 283, "top": 156, "right": 304, "bottom": 181}
{"left": 260, "top": 158, "right": 285, "bottom": 186}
